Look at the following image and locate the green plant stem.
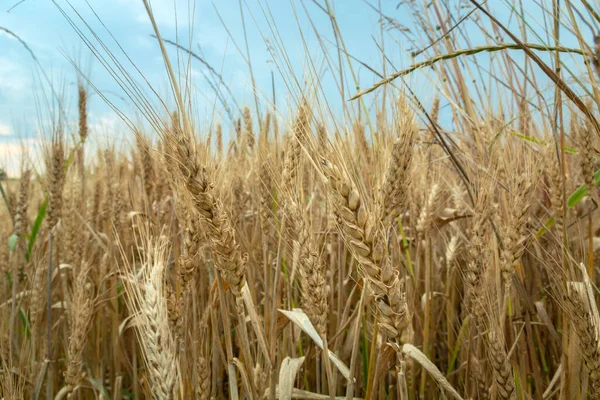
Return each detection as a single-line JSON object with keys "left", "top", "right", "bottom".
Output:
{"left": 350, "top": 43, "right": 585, "bottom": 100}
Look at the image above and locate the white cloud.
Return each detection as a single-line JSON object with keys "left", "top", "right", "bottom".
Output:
{"left": 113, "top": 0, "right": 200, "bottom": 29}
{"left": 0, "top": 139, "right": 42, "bottom": 177}
{"left": 87, "top": 112, "right": 134, "bottom": 150}
{"left": 89, "top": 113, "right": 124, "bottom": 133}
{"left": 0, "top": 58, "right": 30, "bottom": 96}
{"left": 134, "top": 34, "right": 155, "bottom": 50}
{"left": 0, "top": 123, "right": 11, "bottom": 136}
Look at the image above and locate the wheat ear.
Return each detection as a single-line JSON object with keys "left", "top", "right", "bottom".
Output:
{"left": 378, "top": 98, "right": 417, "bottom": 225}
{"left": 486, "top": 331, "right": 515, "bottom": 400}
{"left": 64, "top": 264, "right": 93, "bottom": 397}
{"left": 286, "top": 202, "right": 329, "bottom": 337}
{"left": 167, "top": 117, "right": 247, "bottom": 298}
{"left": 123, "top": 235, "right": 177, "bottom": 400}
{"left": 322, "top": 159, "right": 410, "bottom": 340}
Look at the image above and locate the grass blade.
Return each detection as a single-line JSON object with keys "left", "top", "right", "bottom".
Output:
{"left": 26, "top": 198, "right": 47, "bottom": 262}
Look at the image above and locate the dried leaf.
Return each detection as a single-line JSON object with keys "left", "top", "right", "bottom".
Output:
{"left": 402, "top": 343, "right": 463, "bottom": 400}
{"left": 279, "top": 308, "right": 351, "bottom": 380}
{"left": 242, "top": 283, "right": 272, "bottom": 368}
{"left": 279, "top": 356, "right": 305, "bottom": 400}
{"left": 271, "top": 386, "right": 363, "bottom": 399}
{"left": 371, "top": 342, "right": 396, "bottom": 395}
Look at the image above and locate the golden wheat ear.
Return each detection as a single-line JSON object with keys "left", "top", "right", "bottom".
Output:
{"left": 121, "top": 232, "right": 177, "bottom": 399}
{"left": 63, "top": 263, "right": 94, "bottom": 397}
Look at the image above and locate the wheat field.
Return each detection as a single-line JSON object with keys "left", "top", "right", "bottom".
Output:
{"left": 2, "top": 0, "right": 600, "bottom": 399}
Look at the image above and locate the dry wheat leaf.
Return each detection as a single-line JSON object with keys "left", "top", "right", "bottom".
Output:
{"left": 51, "top": 301, "right": 67, "bottom": 310}
{"left": 242, "top": 283, "right": 272, "bottom": 367}
{"left": 278, "top": 356, "right": 305, "bottom": 400}
{"left": 577, "top": 263, "right": 600, "bottom": 329}
{"left": 534, "top": 301, "right": 560, "bottom": 346}
{"left": 118, "top": 314, "right": 139, "bottom": 336}
{"left": 271, "top": 387, "right": 363, "bottom": 399}
{"left": 402, "top": 343, "right": 463, "bottom": 400}
{"left": 372, "top": 342, "right": 396, "bottom": 394}
{"left": 279, "top": 308, "right": 351, "bottom": 380}
{"left": 0, "top": 290, "right": 31, "bottom": 309}
{"left": 232, "top": 357, "right": 255, "bottom": 399}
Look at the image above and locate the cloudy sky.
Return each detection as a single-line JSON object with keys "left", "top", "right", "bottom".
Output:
{"left": 1, "top": 0, "right": 415, "bottom": 175}
{"left": 0, "top": 0, "right": 591, "bottom": 176}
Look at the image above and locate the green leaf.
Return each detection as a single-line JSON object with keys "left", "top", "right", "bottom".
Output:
{"left": 567, "top": 170, "right": 600, "bottom": 209}
{"left": 535, "top": 217, "right": 555, "bottom": 239}
{"left": 26, "top": 198, "right": 47, "bottom": 262}
{"left": 117, "top": 281, "right": 124, "bottom": 294}
{"left": 536, "top": 169, "right": 600, "bottom": 239}
{"left": 18, "top": 308, "right": 30, "bottom": 339}
{"left": 64, "top": 139, "right": 83, "bottom": 172}
{"left": 447, "top": 316, "right": 470, "bottom": 375}
{"left": 510, "top": 131, "right": 545, "bottom": 145}
{"left": 594, "top": 169, "right": 600, "bottom": 186}
{"left": 568, "top": 185, "right": 589, "bottom": 208}
{"left": 8, "top": 234, "right": 18, "bottom": 253}
{"left": 509, "top": 131, "right": 577, "bottom": 154}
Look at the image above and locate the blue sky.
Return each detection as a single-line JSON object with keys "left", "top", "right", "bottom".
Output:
{"left": 0, "top": 0, "right": 415, "bottom": 174}
{"left": 0, "top": 0, "right": 593, "bottom": 175}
